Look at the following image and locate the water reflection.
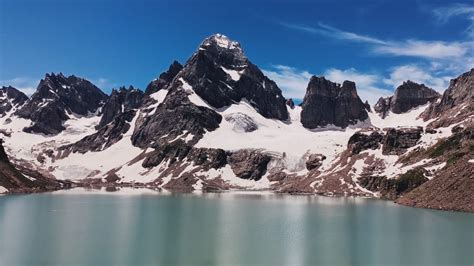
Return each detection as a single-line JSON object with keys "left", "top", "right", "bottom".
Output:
{"left": 0, "top": 191, "right": 473, "bottom": 266}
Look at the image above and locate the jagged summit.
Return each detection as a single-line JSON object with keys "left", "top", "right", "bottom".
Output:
{"left": 300, "top": 76, "right": 368, "bottom": 128}
{"left": 374, "top": 80, "right": 440, "bottom": 118}
{"left": 0, "top": 86, "right": 28, "bottom": 117}
{"left": 15, "top": 73, "right": 107, "bottom": 135}
{"left": 200, "top": 33, "right": 242, "bottom": 51}
{"left": 145, "top": 61, "right": 183, "bottom": 95}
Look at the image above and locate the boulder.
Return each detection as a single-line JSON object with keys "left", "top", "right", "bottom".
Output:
{"left": 305, "top": 154, "right": 326, "bottom": 170}
{"left": 228, "top": 149, "right": 271, "bottom": 180}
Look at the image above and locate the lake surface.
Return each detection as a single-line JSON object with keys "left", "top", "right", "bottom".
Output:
{"left": 0, "top": 189, "right": 473, "bottom": 266}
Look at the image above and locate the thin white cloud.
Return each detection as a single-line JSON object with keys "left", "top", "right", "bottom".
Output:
{"left": 324, "top": 68, "right": 392, "bottom": 104}
{"left": 433, "top": 3, "right": 474, "bottom": 37}
{"left": 264, "top": 65, "right": 394, "bottom": 105}
{"left": 317, "top": 23, "right": 388, "bottom": 45}
{"left": 373, "top": 40, "right": 468, "bottom": 59}
{"left": 281, "top": 22, "right": 469, "bottom": 59}
{"left": 91, "top": 78, "right": 116, "bottom": 91}
{"left": 262, "top": 65, "right": 312, "bottom": 99}
{"left": 383, "top": 64, "right": 451, "bottom": 93}
{"left": 0, "top": 77, "right": 38, "bottom": 96}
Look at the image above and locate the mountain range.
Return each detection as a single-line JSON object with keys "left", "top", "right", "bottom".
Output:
{"left": 0, "top": 34, "right": 472, "bottom": 212}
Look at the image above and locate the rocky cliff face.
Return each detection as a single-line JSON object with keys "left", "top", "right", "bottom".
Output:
{"left": 374, "top": 81, "right": 440, "bottom": 118}
{"left": 145, "top": 61, "right": 183, "bottom": 95}
{"left": 15, "top": 73, "right": 107, "bottom": 135}
{"left": 0, "top": 86, "right": 28, "bottom": 117}
{"left": 422, "top": 68, "right": 474, "bottom": 128}
{"left": 97, "top": 86, "right": 144, "bottom": 129}
{"left": 300, "top": 77, "right": 368, "bottom": 128}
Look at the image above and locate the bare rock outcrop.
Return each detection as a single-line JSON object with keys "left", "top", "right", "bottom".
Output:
{"left": 228, "top": 149, "right": 271, "bottom": 181}
{"left": 300, "top": 77, "right": 368, "bottom": 128}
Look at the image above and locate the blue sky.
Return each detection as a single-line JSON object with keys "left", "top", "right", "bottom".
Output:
{"left": 1, "top": 0, "right": 473, "bottom": 103}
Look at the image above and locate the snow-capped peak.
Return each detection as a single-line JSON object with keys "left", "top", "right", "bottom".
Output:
{"left": 202, "top": 33, "right": 241, "bottom": 50}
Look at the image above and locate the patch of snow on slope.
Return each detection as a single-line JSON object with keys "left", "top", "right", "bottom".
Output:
{"left": 51, "top": 112, "right": 143, "bottom": 180}
{"left": 1, "top": 114, "right": 100, "bottom": 162}
{"left": 179, "top": 78, "right": 212, "bottom": 108}
{"left": 0, "top": 186, "right": 8, "bottom": 194}
{"left": 196, "top": 101, "right": 365, "bottom": 173}
{"left": 369, "top": 103, "right": 431, "bottom": 129}
{"left": 220, "top": 66, "right": 242, "bottom": 81}
{"left": 149, "top": 89, "right": 168, "bottom": 103}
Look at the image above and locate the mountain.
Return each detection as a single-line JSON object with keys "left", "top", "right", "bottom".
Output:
{"left": 15, "top": 73, "right": 107, "bottom": 135}
{"left": 132, "top": 34, "right": 288, "bottom": 148}
{"left": 0, "top": 35, "right": 472, "bottom": 212}
{"left": 374, "top": 81, "right": 440, "bottom": 118}
{"left": 422, "top": 68, "right": 474, "bottom": 128}
{"left": 300, "top": 77, "right": 369, "bottom": 128}
{"left": 0, "top": 86, "right": 28, "bottom": 117}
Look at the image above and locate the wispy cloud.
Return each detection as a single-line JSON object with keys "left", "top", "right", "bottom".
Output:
{"left": 0, "top": 77, "right": 38, "bottom": 96}
{"left": 324, "top": 68, "right": 392, "bottom": 104}
{"left": 262, "top": 65, "right": 312, "bottom": 99}
{"left": 433, "top": 3, "right": 474, "bottom": 37}
{"left": 281, "top": 22, "right": 469, "bottom": 59}
{"left": 91, "top": 78, "right": 116, "bottom": 90}
{"left": 383, "top": 64, "right": 451, "bottom": 93}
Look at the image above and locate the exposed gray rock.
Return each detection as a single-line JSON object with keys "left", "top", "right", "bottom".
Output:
{"left": 286, "top": 98, "right": 295, "bottom": 109}
{"left": 305, "top": 154, "right": 326, "bottom": 170}
{"left": 375, "top": 81, "right": 440, "bottom": 118}
{"left": 228, "top": 149, "right": 271, "bottom": 180}
{"left": 300, "top": 77, "right": 368, "bottom": 128}
{"left": 145, "top": 61, "right": 183, "bottom": 95}
{"left": 15, "top": 73, "right": 107, "bottom": 135}
{"left": 97, "top": 86, "right": 144, "bottom": 129}
{"left": 142, "top": 139, "right": 227, "bottom": 170}
{"left": 224, "top": 112, "right": 258, "bottom": 132}
{"left": 0, "top": 86, "right": 28, "bottom": 116}
{"left": 358, "top": 168, "right": 429, "bottom": 200}
{"left": 348, "top": 131, "right": 384, "bottom": 154}
{"left": 422, "top": 68, "right": 473, "bottom": 127}
{"left": 382, "top": 127, "right": 423, "bottom": 155}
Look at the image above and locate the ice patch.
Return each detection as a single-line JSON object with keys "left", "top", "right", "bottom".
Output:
{"left": 220, "top": 66, "right": 242, "bottom": 81}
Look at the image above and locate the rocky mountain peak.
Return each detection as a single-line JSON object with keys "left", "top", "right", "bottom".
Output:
{"left": 145, "top": 61, "right": 183, "bottom": 95}
{"left": 300, "top": 76, "right": 368, "bottom": 128}
{"left": 15, "top": 73, "right": 107, "bottom": 135}
{"left": 166, "top": 34, "right": 288, "bottom": 120}
{"left": 201, "top": 33, "right": 243, "bottom": 51}
{"left": 97, "top": 85, "right": 144, "bottom": 129}
{"left": 0, "top": 86, "right": 28, "bottom": 117}
{"left": 374, "top": 80, "right": 440, "bottom": 118}
{"left": 422, "top": 68, "right": 473, "bottom": 127}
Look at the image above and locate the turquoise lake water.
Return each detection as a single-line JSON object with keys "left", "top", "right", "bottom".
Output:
{"left": 0, "top": 190, "right": 473, "bottom": 266}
